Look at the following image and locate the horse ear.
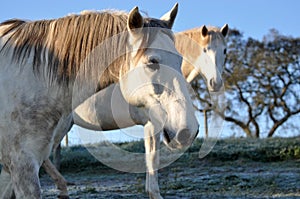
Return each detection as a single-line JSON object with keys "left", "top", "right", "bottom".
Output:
{"left": 127, "top": 6, "right": 144, "bottom": 35}
{"left": 160, "top": 3, "right": 178, "bottom": 29}
{"left": 221, "top": 24, "right": 229, "bottom": 37}
{"left": 201, "top": 25, "right": 208, "bottom": 38}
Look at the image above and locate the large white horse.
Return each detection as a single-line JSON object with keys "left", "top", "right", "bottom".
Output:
{"left": 0, "top": 21, "right": 228, "bottom": 199}
{"left": 38, "top": 24, "right": 229, "bottom": 198}
{"left": 0, "top": 4, "right": 199, "bottom": 199}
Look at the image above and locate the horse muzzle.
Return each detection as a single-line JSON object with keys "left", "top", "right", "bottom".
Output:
{"left": 163, "top": 126, "right": 199, "bottom": 149}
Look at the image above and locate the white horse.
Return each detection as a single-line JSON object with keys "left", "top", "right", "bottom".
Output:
{"left": 0, "top": 3, "right": 199, "bottom": 199}
{"left": 0, "top": 22, "right": 229, "bottom": 198}
{"left": 40, "top": 24, "right": 229, "bottom": 198}
{"left": 177, "top": 24, "right": 228, "bottom": 88}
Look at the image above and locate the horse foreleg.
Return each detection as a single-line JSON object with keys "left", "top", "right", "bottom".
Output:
{"left": 0, "top": 168, "right": 15, "bottom": 199}
{"left": 42, "top": 159, "right": 69, "bottom": 199}
{"left": 9, "top": 153, "right": 41, "bottom": 199}
{"left": 144, "top": 122, "right": 163, "bottom": 199}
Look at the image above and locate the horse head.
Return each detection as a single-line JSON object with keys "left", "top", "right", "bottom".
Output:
{"left": 119, "top": 4, "right": 199, "bottom": 149}
{"left": 198, "top": 24, "right": 228, "bottom": 92}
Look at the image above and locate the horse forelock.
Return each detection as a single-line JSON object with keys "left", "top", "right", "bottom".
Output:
{"left": 207, "top": 27, "right": 226, "bottom": 48}
{"left": 175, "top": 26, "right": 226, "bottom": 57}
{"left": 179, "top": 26, "right": 226, "bottom": 47}
{"left": 131, "top": 18, "right": 175, "bottom": 66}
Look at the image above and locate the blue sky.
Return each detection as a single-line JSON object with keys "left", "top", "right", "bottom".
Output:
{"left": 1, "top": 0, "right": 299, "bottom": 40}
{"left": 1, "top": 1, "right": 298, "bottom": 141}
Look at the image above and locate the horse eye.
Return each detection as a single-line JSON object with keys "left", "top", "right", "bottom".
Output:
{"left": 224, "top": 49, "right": 227, "bottom": 54}
{"left": 149, "top": 57, "right": 159, "bottom": 64}
{"left": 203, "top": 48, "right": 207, "bottom": 53}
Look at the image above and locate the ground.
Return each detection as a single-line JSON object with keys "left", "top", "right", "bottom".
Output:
{"left": 40, "top": 138, "right": 300, "bottom": 199}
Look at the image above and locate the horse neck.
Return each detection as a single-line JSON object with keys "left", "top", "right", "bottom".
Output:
{"left": 175, "top": 30, "right": 203, "bottom": 78}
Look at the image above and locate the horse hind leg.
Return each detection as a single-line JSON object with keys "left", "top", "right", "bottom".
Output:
{"left": 42, "top": 159, "right": 69, "bottom": 199}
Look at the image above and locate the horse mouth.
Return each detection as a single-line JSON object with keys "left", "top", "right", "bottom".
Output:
{"left": 163, "top": 129, "right": 171, "bottom": 144}
{"left": 163, "top": 128, "right": 175, "bottom": 145}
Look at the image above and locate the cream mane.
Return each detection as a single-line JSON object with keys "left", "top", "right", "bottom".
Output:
{"left": 0, "top": 10, "right": 171, "bottom": 88}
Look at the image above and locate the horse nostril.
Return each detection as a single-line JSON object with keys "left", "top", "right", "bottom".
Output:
{"left": 177, "top": 128, "right": 191, "bottom": 145}
{"left": 209, "top": 78, "right": 222, "bottom": 91}
{"left": 209, "top": 78, "right": 215, "bottom": 88}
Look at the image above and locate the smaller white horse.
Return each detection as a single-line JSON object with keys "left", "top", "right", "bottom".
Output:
{"left": 176, "top": 24, "right": 228, "bottom": 89}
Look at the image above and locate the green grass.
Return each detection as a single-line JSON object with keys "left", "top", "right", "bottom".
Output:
{"left": 52, "top": 137, "right": 300, "bottom": 173}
